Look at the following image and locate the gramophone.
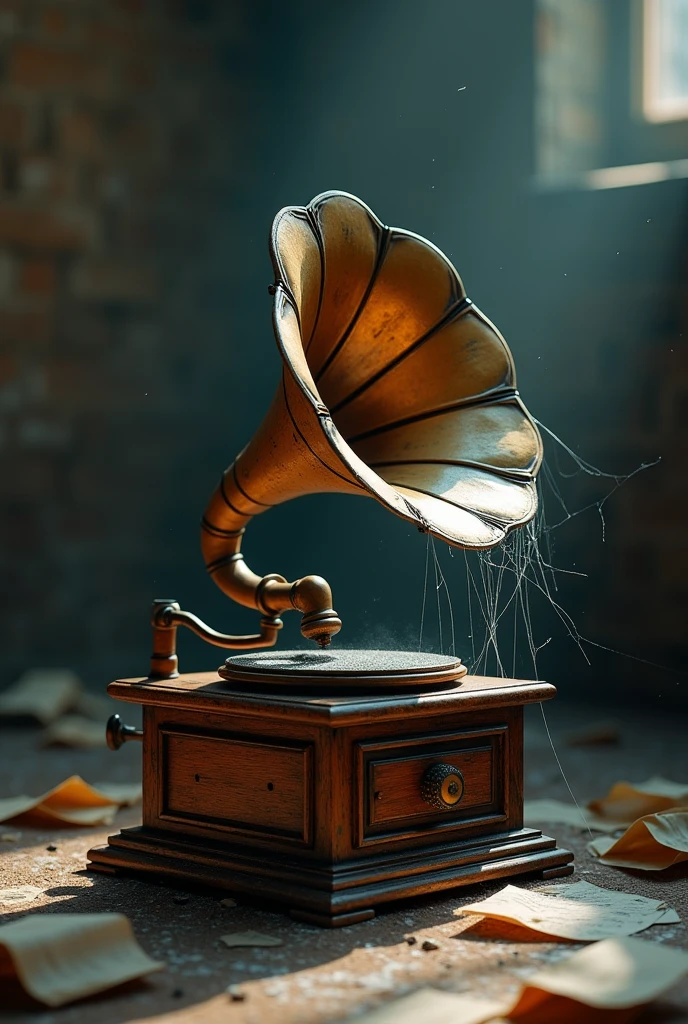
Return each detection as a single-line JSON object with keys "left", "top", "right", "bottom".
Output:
{"left": 88, "top": 191, "right": 572, "bottom": 925}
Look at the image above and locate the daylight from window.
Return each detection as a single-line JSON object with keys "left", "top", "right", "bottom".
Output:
{"left": 644, "top": 0, "right": 688, "bottom": 121}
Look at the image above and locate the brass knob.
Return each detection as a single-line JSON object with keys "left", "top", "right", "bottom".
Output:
{"left": 106, "top": 714, "right": 143, "bottom": 751}
{"left": 421, "top": 763, "right": 464, "bottom": 810}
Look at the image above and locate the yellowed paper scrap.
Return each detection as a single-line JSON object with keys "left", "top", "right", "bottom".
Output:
{"left": 0, "top": 913, "right": 163, "bottom": 1007}
{"left": 511, "top": 935, "right": 688, "bottom": 1012}
{"left": 345, "top": 988, "right": 509, "bottom": 1024}
{"left": 524, "top": 799, "right": 623, "bottom": 833}
{"left": 589, "top": 809, "right": 688, "bottom": 870}
{"left": 0, "top": 670, "right": 81, "bottom": 725}
{"left": 589, "top": 777, "right": 688, "bottom": 824}
{"left": 456, "top": 880, "right": 678, "bottom": 940}
{"left": 0, "top": 775, "right": 138, "bottom": 826}
{"left": 0, "top": 886, "right": 43, "bottom": 906}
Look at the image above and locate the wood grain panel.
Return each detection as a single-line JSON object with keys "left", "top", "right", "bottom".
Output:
{"left": 161, "top": 729, "right": 311, "bottom": 841}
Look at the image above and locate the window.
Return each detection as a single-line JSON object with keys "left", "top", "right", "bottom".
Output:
{"left": 643, "top": 0, "right": 688, "bottom": 122}
{"left": 536, "top": 0, "right": 688, "bottom": 188}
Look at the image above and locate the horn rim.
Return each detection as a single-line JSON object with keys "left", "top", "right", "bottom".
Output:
{"left": 269, "top": 191, "right": 543, "bottom": 551}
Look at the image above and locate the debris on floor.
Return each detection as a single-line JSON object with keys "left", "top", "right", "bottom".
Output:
{"left": 1, "top": 702, "right": 685, "bottom": 1023}
{"left": 0, "top": 913, "right": 163, "bottom": 1007}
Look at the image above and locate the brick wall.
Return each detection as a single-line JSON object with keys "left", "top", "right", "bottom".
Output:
{"left": 0, "top": 0, "right": 247, "bottom": 684}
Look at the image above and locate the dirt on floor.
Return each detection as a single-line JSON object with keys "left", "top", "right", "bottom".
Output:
{"left": 1, "top": 698, "right": 687, "bottom": 1024}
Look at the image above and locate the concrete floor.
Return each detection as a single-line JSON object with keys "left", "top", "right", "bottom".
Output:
{"left": 1, "top": 697, "right": 687, "bottom": 1023}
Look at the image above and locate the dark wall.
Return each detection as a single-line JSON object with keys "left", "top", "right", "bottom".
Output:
{"left": 1, "top": 0, "right": 686, "bottom": 708}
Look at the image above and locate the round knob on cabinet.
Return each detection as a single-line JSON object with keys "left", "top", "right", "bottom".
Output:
{"left": 421, "top": 763, "right": 464, "bottom": 810}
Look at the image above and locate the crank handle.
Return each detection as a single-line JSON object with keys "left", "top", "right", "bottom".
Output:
{"left": 106, "top": 714, "right": 143, "bottom": 751}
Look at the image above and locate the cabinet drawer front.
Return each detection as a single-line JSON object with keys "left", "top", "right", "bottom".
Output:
{"left": 357, "top": 726, "right": 506, "bottom": 845}
{"left": 161, "top": 728, "right": 312, "bottom": 843}
{"left": 371, "top": 746, "right": 493, "bottom": 825}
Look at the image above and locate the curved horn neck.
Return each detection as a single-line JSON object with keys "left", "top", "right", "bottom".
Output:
{"left": 200, "top": 463, "right": 342, "bottom": 647}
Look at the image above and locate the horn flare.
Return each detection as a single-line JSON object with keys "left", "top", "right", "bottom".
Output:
{"left": 268, "top": 189, "right": 542, "bottom": 549}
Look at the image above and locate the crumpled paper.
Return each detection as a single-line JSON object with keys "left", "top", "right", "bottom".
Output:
{"left": 588, "top": 809, "right": 688, "bottom": 870}
{"left": 588, "top": 777, "right": 688, "bottom": 824}
{"left": 0, "top": 776, "right": 142, "bottom": 827}
{"left": 0, "top": 913, "right": 163, "bottom": 1007}
{"left": 525, "top": 777, "right": 688, "bottom": 834}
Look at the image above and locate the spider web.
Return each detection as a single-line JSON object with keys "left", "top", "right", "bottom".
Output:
{"left": 419, "top": 419, "right": 661, "bottom": 682}
{"left": 417, "top": 422, "right": 661, "bottom": 831}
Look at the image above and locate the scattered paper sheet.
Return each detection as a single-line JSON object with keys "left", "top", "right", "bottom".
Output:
{"left": 0, "top": 913, "right": 163, "bottom": 1007}
{"left": 0, "top": 886, "right": 43, "bottom": 907}
{"left": 0, "top": 669, "right": 122, "bottom": 748}
{"left": 589, "top": 777, "right": 688, "bottom": 824}
{"left": 510, "top": 935, "right": 688, "bottom": 1012}
{"left": 353, "top": 937, "right": 688, "bottom": 1023}
{"left": 41, "top": 715, "right": 107, "bottom": 749}
{"left": 456, "top": 881, "right": 679, "bottom": 940}
{"left": 348, "top": 988, "right": 506, "bottom": 1024}
{"left": 0, "top": 670, "right": 81, "bottom": 725}
{"left": 0, "top": 776, "right": 140, "bottom": 827}
{"left": 589, "top": 809, "right": 688, "bottom": 870}
{"left": 524, "top": 799, "right": 623, "bottom": 833}
{"left": 219, "top": 931, "right": 283, "bottom": 948}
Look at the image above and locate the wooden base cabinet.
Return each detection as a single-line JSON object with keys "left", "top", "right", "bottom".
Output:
{"left": 88, "top": 669, "right": 573, "bottom": 926}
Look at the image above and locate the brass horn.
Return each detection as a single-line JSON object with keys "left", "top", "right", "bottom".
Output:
{"left": 150, "top": 191, "right": 542, "bottom": 675}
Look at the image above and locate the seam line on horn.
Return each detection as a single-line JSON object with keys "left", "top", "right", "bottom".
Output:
{"left": 314, "top": 225, "right": 391, "bottom": 384}
{"left": 345, "top": 387, "right": 520, "bottom": 445}
{"left": 304, "top": 205, "right": 326, "bottom": 353}
{"left": 205, "top": 552, "right": 245, "bottom": 574}
{"left": 201, "top": 516, "right": 245, "bottom": 538}
{"left": 369, "top": 457, "right": 536, "bottom": 481}
{"left": 281, "top": 376, "right": 365, "bottom": 490}
{"left": 231, "top": 460, "right": 274, "bottom": 508}
{"left": 329, "top": 297, "right": 474, "bottom": 415}
{"left": 219, "top": 473, "right": 252, "bottom": 518}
